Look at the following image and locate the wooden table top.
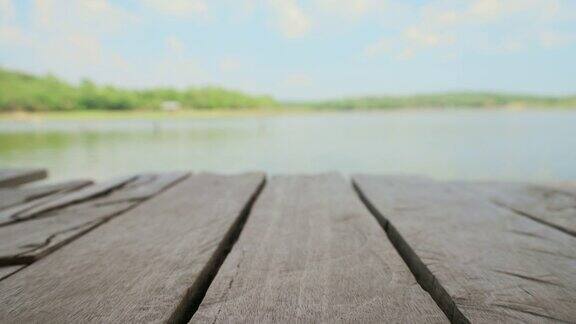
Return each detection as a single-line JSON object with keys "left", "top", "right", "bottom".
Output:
{"left": 0, "top": 169, "right": 575, "bottom": 323}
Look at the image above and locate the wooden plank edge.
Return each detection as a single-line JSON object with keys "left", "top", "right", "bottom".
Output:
{"left": 492, "top": 200, "right": 576, "bottom": 238}
{"left": 0, "top": 220, "right": 104, "bottom": 266}
{"left": 0, "top": 175, "right": 137, "bottom": 227}
{"left": 169, "top": 176, "right": 266, "bottom": 324}
{"left": 0, "top": 179, "right": 93, "bottom": 213}
{"left": 0, "top": 265, "right": 26, "bottom": 281}
{"left": 0, "top": 172, "right": 191, "bottom": 266}
{"left": 0, "top": 169, "right": 47, "bottom": 187}
{"left": 352, "top": 179, "right": 470, "bottom": 324}
{"left": 455, "top": 182, "right": 576, "bottom": 238}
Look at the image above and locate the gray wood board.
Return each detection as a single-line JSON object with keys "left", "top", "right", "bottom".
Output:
{"left": 0, "top": 175, "right": 136, "bottom": 226}
{"left": 0, "top": 266, "right": 24, "bottom": 281}
{"left": 467, "top": 182, "right": 576, "bottom": 237}
{"left": 0, "top": 172, "right": 188, "bottom": 265}
{"left": 354, "top": 175, "right": 576, "bottom": 323}
{"left": 0, "top": 169, "right": 47, "bottom": 187}
{"left": 0, "top": 179, "right": 92, "bottom": 211}
{"left": 193, "top": 174, "right": 447, "bottom": 323}
{"left": 0, "top": 173, "right": 264, "bottom": 323}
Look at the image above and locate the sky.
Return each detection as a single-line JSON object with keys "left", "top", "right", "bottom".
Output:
{"left": 1, "top": 0, "right": 575, "bottom": 100}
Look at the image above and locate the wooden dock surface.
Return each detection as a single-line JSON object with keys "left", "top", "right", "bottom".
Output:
{"left": 0, "top": 169, "right": 575, "bottom": 323}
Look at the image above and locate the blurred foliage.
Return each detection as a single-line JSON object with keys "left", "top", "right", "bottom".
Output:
{"left": 293, "top": 92, "right": 576, "bottom": 109}
{"left": 0, "top": 68, "right": 278, "bottom": 111}
{"left": 2, "top": 67, "right": 575, "bottom": 112}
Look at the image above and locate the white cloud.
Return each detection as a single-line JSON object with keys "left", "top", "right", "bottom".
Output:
{"left": 0, "top": 0, "right": 16, "bottom": 22}
{"left": 284, "top": 73, "right": 312, "bottom": 87}
{"left": 396, "top": 48, "right": 415, "bottom": 60}
{"left": 538, "top": 30, "right": 576, "bottom": 48}
{"left": 363, "top": 0, "right": 575, "bottom": 59}
{"left": 219, "top": 57, "right": 242, "bottom": 73}
{"left": 142, "top": 0, "right": 208, "bottom": 18}
{"left": 403, "top": 26, "right": 454, "bottom": 48}
{"left": 32, "top": 0, "right": 55, "bottom": 27}
{"left": 268, "top": 0, "right": 310, "bottom": 38}
{"left": 66, "top": 33, "right": 103, "bottom": 65}
{"left": 30, "top": 0, "right": 138, "bottom": 32}
{"left": 0, "top": 0, "right": 140, "bottom": 85}
{"left": 0, "top": 25, "right": 27, "bottom": 46}
{"left": 363, "top": 38, "right": 390, "bottom": 57}
{"left": 315, "top": 0, "right": 379, "bottom": 17}
{"left": 419, "top": 0, "right": 563, "bottom": 28}
{"left": 363, "top": 27, "right": 454, "bottom": 60}
{"left": 0, "top": 0, "right": 21, "bottom": 45}
{"left": 166, "top": 35, "right": 185, "bottom": 56}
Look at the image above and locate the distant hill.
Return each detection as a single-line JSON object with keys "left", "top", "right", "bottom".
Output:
{"left": 291, "top": 92, "right": 576, "bottom": 110}
{"left": 0, "top": 68, "right": 277, "bottom": 112}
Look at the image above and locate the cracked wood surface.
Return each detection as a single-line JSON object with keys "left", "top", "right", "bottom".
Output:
{"left": 0, "top": 175, "right": 136, "bottom": 226}
{"left": 0, "top": 179, "right": 92, "bottom": 212}
{"left": 0, "top": 169, "right": 47, "bottom": 187}
{"left": 469, "top": 182, "right": 576, "bottom": 237}
{"left": 0, "top": 173, "right": 264, "bottom": 323}
{"left": 0, "top": 172, "right": 187, "bottom": 266}
{"left": 192, "top": 174, "right": 447, "bottom": 323}
{"left": 354, "top": 175, "right": 576, "bottom": 323}
{"left": 0, "top": 266, "right": 23, "bottom": 281}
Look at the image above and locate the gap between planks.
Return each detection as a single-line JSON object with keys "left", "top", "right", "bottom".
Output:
{"left": 493, "top": 201, "right": 576, "bottom": 238}
{"left": 0, "top": 173, "right": 189, "bottom": 266}
{"left": 458, "top": 182, "right": 576, "bottom": 238}
{"left": 173, "top": 178, "right": 265, "bottom": 324}
{"left": 183, "top": 175, "right": 451, "bottom": 322}
{"left": 352, "top": 180, "right": 469, "bottom": 324}
{"left": 190, "top": 174, "right": 447, "bottom": 323}
{"left": 0, "top": 173, "right": 265, "bottom": 323}
{"left": 353, "top": 176, "right": 576, "bottom": 323}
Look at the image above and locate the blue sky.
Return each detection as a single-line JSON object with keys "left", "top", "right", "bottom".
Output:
{"left": 1, "top": 0, "right": 575, "bottom": 100}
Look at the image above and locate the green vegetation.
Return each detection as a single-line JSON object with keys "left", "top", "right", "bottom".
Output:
{"left": 0, "top": 68, "right": 277, "bottom": 112}
{"left": 294, "top": 92, "right": 576, "bottom": 110}
{"left": 1, "top": 67, "right": 575, "bottom": 113}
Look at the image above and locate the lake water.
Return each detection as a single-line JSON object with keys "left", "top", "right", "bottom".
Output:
{"left": 1, "top": 110, "right": 575, "bottom": 183}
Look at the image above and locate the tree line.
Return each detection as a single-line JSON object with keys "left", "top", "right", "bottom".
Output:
{"left": 0, "top": 68, "right": 277, "bottom": 111}
{"left": 2, "top": 67, "right": 575, "bottom": 112}
{"left": 294, "top": 92, "right": 576, "bottom": 110}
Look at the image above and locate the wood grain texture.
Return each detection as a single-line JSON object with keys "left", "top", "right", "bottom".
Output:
{"left": 0, "top": 173, "right": 264, "bottom": 323}
{"left": 0, "top": 266, "right": 23, "bottom": 281}
{"left": 468, "top": 182, "right": 576, "bottom": 237}
{"left": 192, "top": 174, "right": 447, "bottom": 323}
{"left": 0, "top": 175, "right": 135, "bottom": 226}
{"left": 354, "top": 175, "right": 576, "bottom": 323}
{"left": 0, "top": 179, "right": 92, "bottom": 211}
{"left": 0, "top": 169, "right": 47, "bottom": 187}
{"left": 0, "top": 173, "right": 187, "bottom": 265}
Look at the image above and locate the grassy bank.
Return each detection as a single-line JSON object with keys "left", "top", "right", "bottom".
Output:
{"left": 292, "top": 92, "right": 576, "bottom": 110}
{"left": 3, "top": 106, "right": 576, "bottom": 122}
{"left": 0, "top": 107, "right": 318, "bottom": 121}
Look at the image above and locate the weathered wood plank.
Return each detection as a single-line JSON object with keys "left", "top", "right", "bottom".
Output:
{"left": 469, "top": 182, "right": 576, "bottom": 237}
{"left": 0, "top": 266, "right": 24, "bottom": 281}
{"left": 0, "top": 169, "right": 47, "bottom": 187}
{"left": 0, "top": 173, "right": 264, "bottom": 323}
{"left": 354, "top": 175, "right": 576, "bottom": 323}
{"left": 0, "top": 172, "right": 187, "bottom": 266}
{"left": 193, "top": 174, "right": 446, "bottom": 323}
{"left": 0, "top": 175, "right": 135, "bottom": 226}
{"left": 0, "top": 179, "right": 92, "bottom": 211}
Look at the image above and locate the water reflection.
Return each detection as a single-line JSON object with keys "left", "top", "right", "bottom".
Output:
{"left": 1, "top": 110, "right": 575, "bottom": 182}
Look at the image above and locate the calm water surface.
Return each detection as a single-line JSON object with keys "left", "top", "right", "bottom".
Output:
{"left": 1, "top": 110, "right": 575, "bottom": 182}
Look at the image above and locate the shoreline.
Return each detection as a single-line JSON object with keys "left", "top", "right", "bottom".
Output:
{"left": 0, "top": 106, "right": 574, "bottom": 122}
